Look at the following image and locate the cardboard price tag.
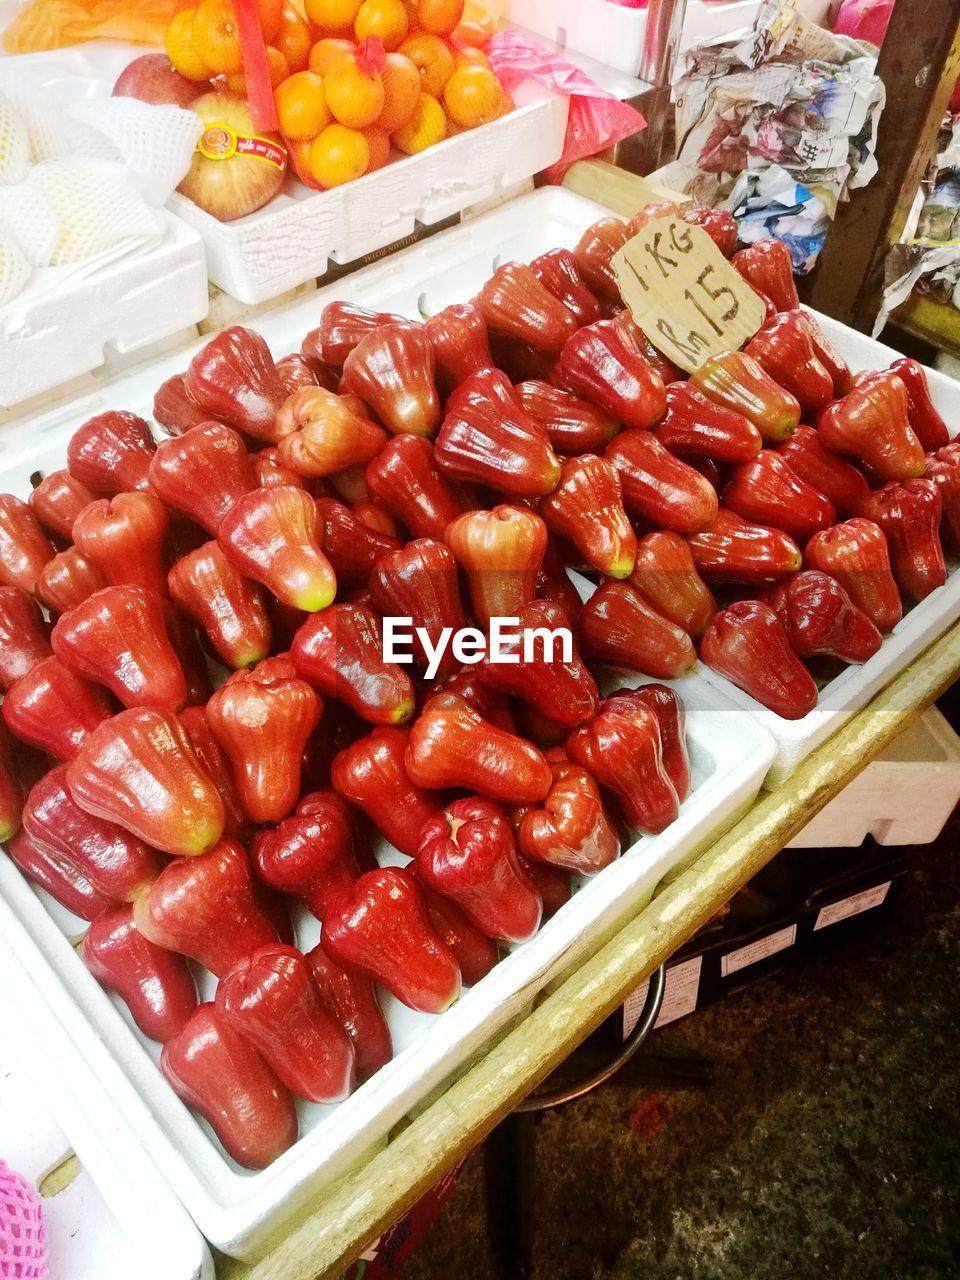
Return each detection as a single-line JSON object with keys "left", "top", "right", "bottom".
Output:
{"left": 612, "top": 215, "right": 765, "bottom": 373}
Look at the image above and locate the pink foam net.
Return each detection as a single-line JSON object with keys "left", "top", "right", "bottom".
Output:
{"left": 486, "top": 28, "right": 646, "bottom": 183}
{"left": 0, "top": 1163, "right": 46, "bottom": 1280}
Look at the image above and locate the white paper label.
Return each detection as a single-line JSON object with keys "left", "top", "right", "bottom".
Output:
{"left": 622, "top": 955, "right": 703, "bottom": 1040}
{"left": 814, "top": 881, "right": 891, "bottom": 931}
{"left": 720, "top": 923, "right": 797, "bottom": 977}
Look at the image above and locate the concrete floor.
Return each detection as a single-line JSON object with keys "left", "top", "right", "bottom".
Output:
{"left": 405, "top": 817, "right": 960, "bottom": 1280}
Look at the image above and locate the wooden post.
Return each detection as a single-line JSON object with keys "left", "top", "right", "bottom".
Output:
{"left": 804, "top": 0, "right": 960, "bottom": 329}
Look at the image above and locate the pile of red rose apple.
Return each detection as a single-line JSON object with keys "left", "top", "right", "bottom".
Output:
{"left": 0, "top": 200, "right": 957, "bottom": 1170}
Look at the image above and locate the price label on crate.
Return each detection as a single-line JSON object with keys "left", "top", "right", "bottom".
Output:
{"left": 612, "top": 215, "right": 766, "bottom": 372}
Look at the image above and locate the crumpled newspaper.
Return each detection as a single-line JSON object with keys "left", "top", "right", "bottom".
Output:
{"left": 665, "top": 0, "right": 884, "bottom": 271}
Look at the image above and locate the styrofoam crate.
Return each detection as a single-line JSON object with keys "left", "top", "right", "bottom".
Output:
{"left": 787, "top": 707, "right": 960, "bottom": 848}
{"left": 0, "top": 922, "right": 212, "bottom": 1280}
{"left": 0, "top": 188, "right": 775, "bottom": 1260}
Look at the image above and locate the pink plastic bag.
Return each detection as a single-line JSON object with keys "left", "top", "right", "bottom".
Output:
{"left": 486, "top": 28, "right": 646, "bottom": 183}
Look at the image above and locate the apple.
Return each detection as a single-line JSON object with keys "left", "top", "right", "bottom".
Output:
{"left": 178, "top": 93, "right": 288, "bottom": 222}
{"left": 113, "top": 55, "right": 203, "bottom": 108}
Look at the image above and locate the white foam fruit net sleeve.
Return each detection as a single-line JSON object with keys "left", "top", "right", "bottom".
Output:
{"left": 0, "top": 180, "right": 60, "bottom": 267}
{"left": 31, "top": 158, "right": 166, "bottom": 265}
{"left": 0, "top": 96, "right": 30, "bottom": 187}
{"left": 65, "top": 98, "right": 203, "bottom": 206}
{"left": 0, "top": 219, "right": 31, "bottom": 305}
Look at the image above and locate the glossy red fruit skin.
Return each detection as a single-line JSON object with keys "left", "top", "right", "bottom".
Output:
{"left": 29, "top": 471, "right": 97, "bottom": 541}
{"left": 477, "top": 598, "right": 599, "bottom": 728}
{"left": 311, "top": 301, "right": 408, "bottom": 371}
{"left": 775, "top": 425, "right": 871, "bottom": 518}
{"left": 364, "top": 436, "right": 463, "bottom": 540}
{"left": 153, "top": 373, "right": 210, "bottom": 437}
{"left": 424, "top": 303, "right": 494, "bottom": 396}
{"left": 5, "top": 828, "right": 113, "bottom": 920}
{"left": 52, "top": 586, "right": 186, "bottom": 710}
{"left": 276, "top": 353, "right": 321, "bottom": 395}
{"left": 765, "top": 570, "right": 882, "bottom": 663}
{"left": 605, "top": 429, "right": 718, "bottom": 534}
{"left": 82, "top": 906, "right": 197, "bottom": 1042}
{"left": 417, "top": 796, "right": 542, "bottom": 944}
{"left": 207, "top": 656, "right": 321, "bottom": 824}
{"left": 476, "top": 261, "right": 578, "bottom": 354}
{"left": 629, "top": 531, "right": 716, "bottom": 638}
{"left": 291, "top": 604, "right": 415, "bottom": 726}
{"left": 744, "top": 312, "right": 834, "bottom": 416}
{"left": 536, "top": 563, "right": 583, "bottom": 630}
{"left": 0, "top": 722, "right": 21, "bottom": 842}
{"left": 160, "top": 1003, "right": 298, "bottom": 1170}
{"left": 701, "top": 600, "right": 819, "bottom": 720}
{"left": 23, "top": 763, "right": 161, "bottom": 900}
{"left": 439, "top": 669, "right": 516, "bottom": 733}
{"left": 625, "top": 200, "right": 681, "bottom": 237}
{"left": 135, "top": 838, "right": 279, "bottom": 975}
{"left": 723, "top": 450, "right": 836, "bottom": 542}
{"left": 3, "top": 657, "right": 113, "bottom": 760}
{"left": 169, "top": 541, "right": 272, "bottom": 670}
{"left": 623, "top": 684, "right": 690, "bottom": 802}
{"left": 889, "top": 358, "right": 949, "bottom": 451}
{"left": 443, "top": 504, "right": 546, "bottom": 629}
{"left": 573, "top": 217, "right": 629, "bottom": 300}
{"left": 786, "top": 310, "right": 852, "bottom": 397}
{"left": 528, "top": 248, "right": 602, "bottom": 328}
{"left": 0, "top": 495, "right": 53, "bottom": 594}
{"left": 925, "top": 443, "right": 960, "bottom": 551}
{"left": 404, "top": 866, "right": 499, "bottom": 986}
{"left": 253, "top": 790, "right": 361, "bottom": 918}
{"left": 691, "top": 351, "right": 800, "bottom": 444}
{"left": 367, "top": 538, "right": 466, "bottom": 680}
{"left": 185, "top": 326, "right": 286, "bottom": 441}
{"left": 331, "top": 726, "right": 440, "bottom": 857}
{"left": 578, "top": 580, "right": 697, "bottom": 680}
{"left": 655, "top": 382, "right": 762, "bottom": 464}
{"left": 680, "top": 207, "right": 738, "bottom": 256}
{"left": 731, "top": 238, "right": 799, "bottom": 311}
{"left": 559, "top": 317, "right": 666, "bottom": 431}
{"left": 817, "top": 373, "right": 925, "bottom": 482}
{"left": 148, "top": 423, "right": 255, "bottom": 535}
{"left": 516, "top": 760, "right": 619, "bottom": 875}
{"left": 177, "top": 706, "right": 247, "bottom": 837}
{"left": 567, "top": 694, "right": 679, "bottom": 834}
{"left": 340, "top": 322, "right": 441, "bottom": 438}
{"left": 519, "top": 855, "right": 571, "bottom": 917}
{"left": 313, "top": 498, "right": 401, "bottom": 580}
{"left": 687, "top": 509, "right": 803, "bottom": 586}
{"left": 322, "top": 866, "right": 462, "bottom": 1014}
{"left": 68, "top": 708, "right": 225, "bottom": 856}
{"left": 36, "top": 549, "right": 107, "bottom": 616}
{"left": 435, "top": 369, "right": 561, "bottom": 498}
{"left": 251, "top": 447, "right": 308, "bottom": 490}
{"left": 217, "top": 944, "right": 356, "bottom": 1103}
{"left": 72, "top": 491, "right": 169, "bottom": 597}
{"left": 540, "top": 455, "right": 636, "bottom": 579}
{"left": 275, "top": 388, "right": 388, "bottom": 477}
{"left": 306, "top": 941, "right": 393, "bottom": 1081}
{"left": 805, "top": 519, "right": 902, "bottom": 634}
{"left": 0, "top": 587, "right": 50, "bottom": 690}
{"left": 858, "top": 479, "right": 946, "bottom": 602}
{"left": 406, "top": 692, "right": 552, "bottom": 805}
{"left": 515, "top": 381, "right": 617, "bottom": 457}
{"left": 218, "top": 486, "right": 337, "bottom": 612}
{"left": 67, "top": 411, "right": 156, "bottom": 494}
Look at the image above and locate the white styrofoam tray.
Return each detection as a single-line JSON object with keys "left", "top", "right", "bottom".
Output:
{"left": 0, "top": 918, "right": 212, "bottom": 1280}
{"left": 0, "top": 188, "right": 775, "bottom": 1259}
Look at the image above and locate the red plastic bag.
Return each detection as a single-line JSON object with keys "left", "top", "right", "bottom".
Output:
{"left": 485, "top": 28, "right": 645, "bottom": 183}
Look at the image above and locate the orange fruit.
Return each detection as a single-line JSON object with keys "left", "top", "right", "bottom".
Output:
{"left": 165, "top": 9, "right": 210, "bottom": 81}
{"left": 411, "top": 0, "right": 463, "bottom": 36}
{"left": 398, "top": 31, "right": 454, "bottom": 97}
{"left": 225, "top": 45, "right": 289, "bottom": 93}
{"left": 450, "top": 19, "right": 489, "bottom": 46}
{"left": 392, "top": 90, "right": 445, "bottom": 153}
{"left": 274, "top": 4, "right": 313, "bottom": 69}
{"left": 305, "top": 0, "right": 363, "bottom": 32}
{"left": 453, "top": 45, "right": 491, "bottom": 72}
{"left": 498, "top": 91, "right": 515, "bottom": 118}
{"left": 309, "top": 37, "right": 356, "bottom": 74}
{"left": 193, "top": 0, "right": 243, "bottom": 75}
{"left": 443, "top": 64, "right": 501, "bottom": 128}
{"left": 353, "top": 0, "right": 408, "bottom": 51}
{"left": 287, "top": 137, "right": 314, "bottom": 179}
{"left": 376, "top": 51, "right": 420, "bottom": 131}
{"left": 362, "top": 124, "right": 391, "bottom": 171}
{"left": 324, "top": 42, "right": 386, "bottom": 127}
{"left": 253, "top": 0, "right": 284, "bottom": 41}
{"left": 275, "top": 70, "right": 330, "bottom": 139}
{"left": 310, "top": 122, "right": 370, "bottom": 186}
